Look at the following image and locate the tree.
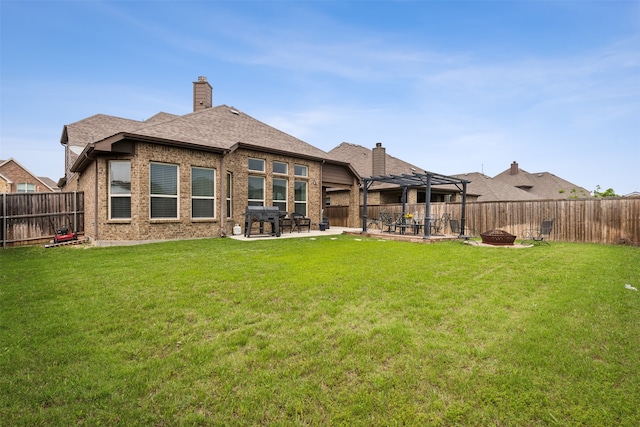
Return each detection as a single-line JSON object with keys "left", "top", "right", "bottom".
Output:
{"left": 592, "top": 185, "right": 619, "bottom": 197}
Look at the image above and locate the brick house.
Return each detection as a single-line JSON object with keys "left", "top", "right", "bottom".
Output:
{"left": 60, "top": 77, "right": 359, "bottom": 243}
{"left": 0, "top": 158, "right": 58, "bottom": 193}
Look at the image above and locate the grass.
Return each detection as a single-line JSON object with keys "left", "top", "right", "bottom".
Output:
{"left": 1, "top": 236, "right": 639, "bottom": 426}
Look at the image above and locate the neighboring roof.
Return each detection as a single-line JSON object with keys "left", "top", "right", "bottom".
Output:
{"left": 451, "top": 172, "right": 539, "bottom": 201}
{"left": 624, "top": 191, "right": 640, "bottom": 198}
{"left": 38, "top": 176, "right": 61, "bottom": 191}
{"left": 328, "top": 142, "right": 421, "bottom": 178}
{"left": 493, "top": 164, "right": 590, "bottom": 199}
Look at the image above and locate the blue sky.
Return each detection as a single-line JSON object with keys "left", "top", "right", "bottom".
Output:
{"left": 1, "top": 0, "right": 639, "bottom": 195}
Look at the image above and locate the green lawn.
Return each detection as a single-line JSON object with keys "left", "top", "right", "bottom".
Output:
{"left": 1, "top": 236, "right": 639, "bottom": 426}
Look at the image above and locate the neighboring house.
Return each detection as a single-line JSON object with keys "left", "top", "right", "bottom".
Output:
{"left": 0, "top": 158, "right": 58, "bottom": 193}
{"left": 327, "top": 142, "right": 463, "bottom": 206}
{"left": 451, "top": 172, "right": 540, "bottom": 202}
{"left": 491, "top": 161, "right": 590, "bottom": 200}
{"left": 60, "top": 76, "right": 360, "bottom": 243}
{"left": 327, "top": 143, "right": 590, "bottom": 205}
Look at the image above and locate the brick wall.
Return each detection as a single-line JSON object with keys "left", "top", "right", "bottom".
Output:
{"left": 64, "top": 142, "right": 326, "bottom": 242}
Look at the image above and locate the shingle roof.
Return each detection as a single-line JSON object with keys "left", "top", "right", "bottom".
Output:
{"left": 63, "top": 106, "right": 333, "bottom": 168}
{"left": 493, "top": 166, "right": 590, "bottom": 199}
{"left": 451, "top": 172, "right": 539, "bottom": 201}
{"left": 62, "top": 114, "right": 146, "bottom": 147}
{"left": 328, "top": 142, "right": 422, "bottom": 178}
{"left": 129, "top": 105, "right": 331, "bottom": 160}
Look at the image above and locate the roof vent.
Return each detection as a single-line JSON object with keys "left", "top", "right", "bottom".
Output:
{"left": 230, "top": 109, "right": 240, "bottom": 115}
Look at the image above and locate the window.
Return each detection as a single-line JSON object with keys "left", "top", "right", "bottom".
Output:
{"left": 294, "top": 164, "right": 308, "bottom": 177}
{"left": 191, "top": 167, "right": 215, "bottom": 219}
{"left": 16, "top": 183, "right": 36, "bottom": 193}
{"left": 272, "top": 178, "right": 288, "bottom": 212}
{"left": 226, "top": 172, "right": 232, "bottom": 219}
{"left": 109, "top": 161, "right": 131, "bottom": 219}
{"left": 248, "top": 158, "right": 265, "bottom": 172}
{"left": 248, "top": 176, "right": 264, "bottom": 206}
{"left": 150, "top": 162, "right": 178, "bottom": 219}
{"left": 273, "top": 161, "right": 288, "bottom": 175}
{"left": 294, "top": 180, "right": 307, "bottom": 215}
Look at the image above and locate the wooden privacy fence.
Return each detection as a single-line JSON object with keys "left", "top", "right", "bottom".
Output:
{"left": 325, "top": 197, "right": 640, "bottom": 245}
{"left": 1, "top": 192, "right": 84, "bottom": 248}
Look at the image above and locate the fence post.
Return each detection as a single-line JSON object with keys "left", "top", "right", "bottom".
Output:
{"left": 2, "top": 193, "right": 6, "bottom": 249}
{"left": 73, "top": 191, "right": 77, "bottom": 233}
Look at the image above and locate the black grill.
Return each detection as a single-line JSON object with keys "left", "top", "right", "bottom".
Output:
{"left": 244, "top": 206, "right": 282, "bottom": 237}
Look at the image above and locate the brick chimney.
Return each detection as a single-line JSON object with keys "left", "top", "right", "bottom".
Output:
{"left": 193, "top": 76, "right": 212, "bottom": 112}
{"left": 372, "top": 142, "right": 386, "bottom": 176}
{"left": 510, "top": 161, "right": 519, "bottom": 175}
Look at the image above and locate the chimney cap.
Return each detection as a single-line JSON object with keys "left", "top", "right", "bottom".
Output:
{"left": 197, "top": 76, "right": 208, "bottom": 82}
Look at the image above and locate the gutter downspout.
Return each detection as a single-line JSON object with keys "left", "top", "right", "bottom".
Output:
{"left": 220, "top": 152, "right": 226, "bottom": 236}
{"left": 94, "top": 158, "right": 99, "bottom": 241}
{"left": 320, "top": 160, "right": 324, "bottom": 224}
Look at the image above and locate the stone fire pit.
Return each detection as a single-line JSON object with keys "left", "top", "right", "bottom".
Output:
{"left": 480, "top": 229, "right": 517, "bottom": 246}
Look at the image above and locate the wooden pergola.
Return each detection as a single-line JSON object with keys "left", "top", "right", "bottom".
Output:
{"left": 362, "top": 171, "right": 470, "bottom": 238}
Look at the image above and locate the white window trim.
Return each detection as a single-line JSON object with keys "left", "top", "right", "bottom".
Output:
{"left": 191, "top": 167, "right": 216, "bottom": 219}
{"left": 272, "top": 177, "right": 288, "bottom": 212}
{"left": 294, "top": 180, "right": 308, "bottom": 216}
{"left": 17, "top": 183, "right": 36, "bottom": 193}
{"left": 109, "top": 160, "right": 131, "bottom": 220}
{"left": 150, "top": 162, "right": 179, "bottom": 220}
{"left": 294, "top": 164, "right": 308, "bottom": 177}
{"left": 248, "top": 175, "right": 265, "bottom": 206}
{"left": 273, "top": 161, "right": 288, "bottom": 175}
{"left": 248, "top": 158, "right": 265, "bottom": 172}
{"left": 226, "top": 172, "right": 233, "bottom": 219}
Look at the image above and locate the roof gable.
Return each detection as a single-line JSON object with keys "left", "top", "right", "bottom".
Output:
{"left": 0, "top": 157, "right": 56, "bottom": 191}
{"left": 494, "top": 164, "right": 590, "bottom": 199}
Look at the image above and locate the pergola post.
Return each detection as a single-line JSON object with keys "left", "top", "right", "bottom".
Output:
{"left": 461, "top": 181, "right": 467, "bottom": 236}
{"left": 423, "top": 174, "right": 432, "bottom": 239}
{"left": 362, "top": 179, "right": 369, "bottom": 232}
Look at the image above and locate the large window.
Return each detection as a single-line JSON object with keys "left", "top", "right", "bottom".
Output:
{"left": 272, "top": 178, "right": 288, "bottom": 212}
{"left": 191, "top": 167, "right": 215, "bottom": 219}
{"left": 150, "top": 162, "right": 178, "bottom": 219}
{"left": 16, "top": 183, "right": 36, "bottom": 193}
{"left": 109, "top": 161, "right": 131, "bottom": 219}
{"left": 226, "top": 172, "right": 232, "bottom": 219}
{"left": 294, "top": 180, "right": 307, "bottom": 215}
{"left": 248, "top": 176, "right": 265, "bottom": 206}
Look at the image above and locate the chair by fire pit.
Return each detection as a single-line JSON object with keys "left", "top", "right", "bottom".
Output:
{"left": 480, "top": 229, "right": 517, "bottom": 246}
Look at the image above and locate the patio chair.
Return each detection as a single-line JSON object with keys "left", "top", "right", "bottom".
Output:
{"left": 279, "top": 212, "right": 293, "bottom": 233}
{"left": 291, "top": 212, "right": 311, "bottom": 233}
{"left": 367, "top": 210, "right": 384, "bottom": 230}
{"left": 380, "top": 211, "right": 395, "bottom": 233}
{"left": 521, "top": 218, "right": 554, "bottom": 245}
